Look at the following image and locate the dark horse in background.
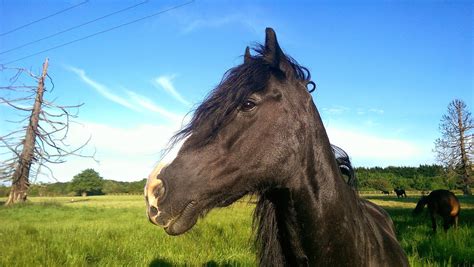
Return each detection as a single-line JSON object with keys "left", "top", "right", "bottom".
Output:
{"left": 145, "top": 28, "right": 408, "bottom": 266}
{"left": 413, "top": 189, "right": 460, "bottom": 232}
{"left": 394, "top": 188, "right": 407, "bottom": 198}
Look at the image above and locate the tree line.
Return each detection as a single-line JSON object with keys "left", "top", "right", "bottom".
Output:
{"left": 0, "top": 169, "right": 146, "bottom": 197}
{"left": 356, "top": 164, "right": 460, "bottom": 191}
{"left": 0, "top": 164, "right": 462, "bottom": 197}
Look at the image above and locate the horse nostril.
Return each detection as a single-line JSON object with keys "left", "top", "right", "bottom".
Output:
{"left": 146, "top": 178, "right": 166, "bottom": 206}
{"left": 154, "top": 180, "right": 165, "bottom": 200}
{"left": 149, "top": 206, "right": 159, "bottom": 217}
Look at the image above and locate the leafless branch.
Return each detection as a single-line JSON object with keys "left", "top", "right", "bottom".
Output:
{"left": 1, "top": 60, "right": 95, "bottom": 204}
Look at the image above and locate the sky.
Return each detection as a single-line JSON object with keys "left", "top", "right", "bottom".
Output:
{"left": 0, "top": 0, "right": 472, "bottom": 182}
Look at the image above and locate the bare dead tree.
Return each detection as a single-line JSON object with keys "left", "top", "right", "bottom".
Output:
{"left": 434, "top": 99, "right": 473, "bottom": 195}
{"left": 0, "top": 58, "right": 94, "bottom": 205}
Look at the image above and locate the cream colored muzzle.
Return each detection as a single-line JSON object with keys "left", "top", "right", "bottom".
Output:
{"left": 145, "top": 163, "right": 167, "bottom": 223}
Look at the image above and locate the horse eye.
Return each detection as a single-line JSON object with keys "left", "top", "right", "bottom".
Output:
{"left": 241, "top": 100, "right": 256, "bottom": 111}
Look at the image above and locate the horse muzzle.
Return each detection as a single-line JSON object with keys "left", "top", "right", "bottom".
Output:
{"left": 145, "top": 177, "right": 166, "bottom": 223}
{"left": 145, "top": 163, "right": 167, "bottom": 226}
{"left": 145, "top": 179, "right": 199, "bottom": 235}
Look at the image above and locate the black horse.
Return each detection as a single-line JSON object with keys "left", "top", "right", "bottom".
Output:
{"left": 382, "top": 190, "right": 390, "bottom": 195}
{"left": 394, "top": 188, "right": 407, "bottom": 198}
{"left": 145, "top": 28, "right": 408, "bottom": 266}
{"left": 413, "top": 189, "right": 460, "bottom": 232}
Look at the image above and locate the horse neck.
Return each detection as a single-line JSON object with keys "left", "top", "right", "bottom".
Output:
{"left": 294, "top": 116, "right": 368, "bottom": 254}
{"left": 255, "top": 109, "right": 370, "bottom": 265}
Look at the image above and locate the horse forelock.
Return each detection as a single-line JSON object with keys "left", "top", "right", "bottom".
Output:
{"left": 168, "top": 45, "right": 312, "bottom": 150}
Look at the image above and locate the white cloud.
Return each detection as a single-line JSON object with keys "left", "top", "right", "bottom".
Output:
{"left": 125, "top": 90, "right": 185, "bottom": 122}
{"left": 323, "top": 106, "right": 384, "bottom": 116}
{"left": 326, "top": 124, "right": 434, "bottom": 167}
{"left": 321, "top": 106, "right": 349, "bottom": 115}
{"left": 41, "top": 118, "right": 434, "bottom": 182}
{"left": 45, "top": 121, "right": 184, "bottom": 182}
{"left": 154, "top": 75, "right": 190, "bottom": 106}
{"left": 69, "top": 66, "right": 185, "bottom": 122}
{"left": 368, "top": 108, "right": 384, "bottom": 114}
{"left": 68, "top": 67, "right": 138, "bottom": 111}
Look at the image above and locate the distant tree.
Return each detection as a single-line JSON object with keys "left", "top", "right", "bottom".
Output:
{"left": 0, "top": 59, "right": 93, "bottom": 205}
{"left": 128, "top": 179, "right": 147, "bottom": 194}
{"left": 434, "top": 99, "right": 473, "bottom": 195}
{"left": 355, "top": 165, "right": 450, "bottom": 191}
{"left": 367, "top": 178, "right": 391, "bottom": 191}
{"left": 102, "top": 179, "right": 147, "bottom": 195}
{"left": 391, "top": 177, "right": 410, "bottom": 190}
{"left": 102, "top": 180, "right": 124, "bottom": 195}
{"left": 411, "top": 176, "right": 431, "bottom": 191}
{"left": 69, "top": 169, "right": 103, "bottom": 196}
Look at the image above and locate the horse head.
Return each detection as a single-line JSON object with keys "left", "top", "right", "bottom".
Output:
{"left": 145, "top": 28, "right": 316, "bottom": 235}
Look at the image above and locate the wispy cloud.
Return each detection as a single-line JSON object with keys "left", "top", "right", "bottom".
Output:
{"left": 125, "top": 90, "right": 184, "bottom": 121}
{"left": 69, "top": 66, "right": 185, "bottom": 121}
{"left": 323, "top": 106, "right": 384, "bottom": 116}
{"left": 368, "top": 108, "right": 384, "bottom": 114}
{"left": 68, "top": 67, "right": 138, "bottom": 111}
{"left": 321, "top": 106, "right": 349, "bottom": 115}
{"left": 153, "top": 75, "right": 190, "bottom": 106}
{"left": 368, "top": 108, "right": 385, "bottom": 114}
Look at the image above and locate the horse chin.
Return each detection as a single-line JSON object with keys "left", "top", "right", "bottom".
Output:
{"left": 163, "top": 201, "right": 199, "bottom": 236}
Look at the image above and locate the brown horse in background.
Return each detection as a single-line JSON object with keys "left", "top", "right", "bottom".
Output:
{"left": 413, "top": 189, "right": 460, "bottom": 232}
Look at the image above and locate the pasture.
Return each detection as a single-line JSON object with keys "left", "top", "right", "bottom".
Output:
{"left": 0, "top": 194, "right": 473, "bottom": 266}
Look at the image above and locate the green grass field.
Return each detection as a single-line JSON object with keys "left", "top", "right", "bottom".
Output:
{"left": 0, "top": 194, "right": 472, "bottom": 266}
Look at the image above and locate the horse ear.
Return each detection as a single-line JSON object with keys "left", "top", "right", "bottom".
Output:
{"left": 244, "top": 46, "right": 251, "bottom": 64}
{"left": 264, "top": 27, "right": 283, "bottom": 69}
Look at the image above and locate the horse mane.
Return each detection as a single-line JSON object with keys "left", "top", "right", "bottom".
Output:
{"left": 253, "top": 188, "right": 306, "bottom": 266}
{"left": 413, "top": 196, "right": 428, "bottom": 215}
{"left": 253, "top": 192, "right": 285, "bottom": 266}
{"left": 168, "top": 45, "right": 311, "bottom": 149}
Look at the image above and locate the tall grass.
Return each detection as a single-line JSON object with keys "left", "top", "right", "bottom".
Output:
{"left": 0, "top": 196, "right": 255, "bottom": 266}
{"left": 0, "top": 195, "right": 472, "bottom": 266}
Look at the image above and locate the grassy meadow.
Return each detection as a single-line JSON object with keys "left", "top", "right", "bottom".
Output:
{"left": 0, "top": 193, "right": 473, "bottom": 266}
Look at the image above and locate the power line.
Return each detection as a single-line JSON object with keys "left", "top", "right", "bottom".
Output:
{"left": 0, "top": 1, "right": 90, "bottom": 37}
{"left": 0, "top": 0, "right": 149, "bottom": 56}
{"left": 2, "top": 0, "right": 194, "bottom": 66}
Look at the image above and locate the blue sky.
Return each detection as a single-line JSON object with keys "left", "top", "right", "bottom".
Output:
{"left": 0, "top": 0, "right": 472, "bottom": 182}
